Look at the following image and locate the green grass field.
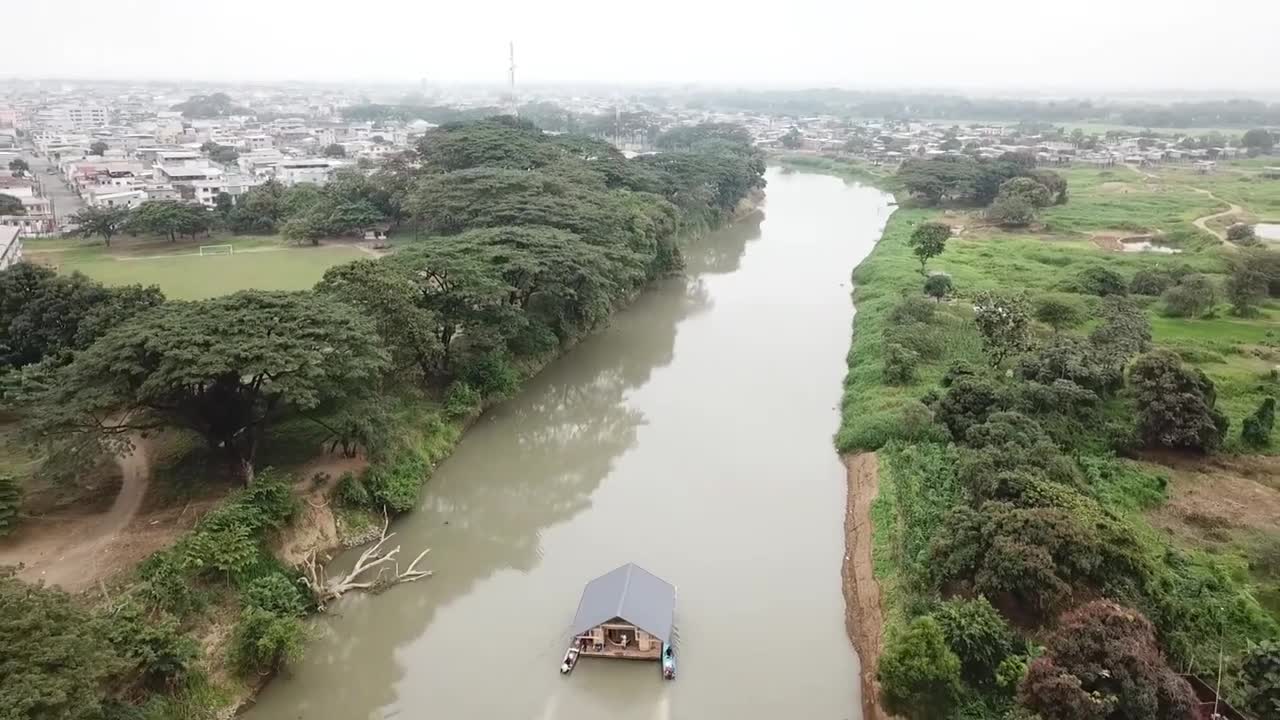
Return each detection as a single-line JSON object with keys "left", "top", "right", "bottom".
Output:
{"left": 25, "top": 235, "right": 366, "bottom": 300}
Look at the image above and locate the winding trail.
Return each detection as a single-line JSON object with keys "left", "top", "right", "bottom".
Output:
{"left": 0, "top": 437, "right": 151, "bottom": 591}
{"left": 1189, "top": 188, "right": 1243, "bottom": 243}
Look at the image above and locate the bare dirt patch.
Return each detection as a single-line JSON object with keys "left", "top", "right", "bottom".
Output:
{"left": 843, "top": 452, "right": 888, "bottom": 720}
{"left": 1145, "top": 452, "right": 1280, "bottom": 546}
{"left": 0, "top": 436, "right": 218, "bottom": 591}
{"left": 274, "top": 452, "right": 368, "bottom": 566}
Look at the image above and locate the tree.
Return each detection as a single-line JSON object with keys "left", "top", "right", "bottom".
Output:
{"left": 1129, "top": 267, "right": 1178, "bottom": 296}
{"left": 878, "top": 616, "right": 963, "bottom": 720}
{"left": 1240, "top": 639, "right": 1280, "bottom": 719}
{"left": 323, "top": 143, "right": 346, "bottom": 158}
{"left": 210, "top": 146, "right": 239, "bottom": 165}
{"left": 89, "top": 141, "right": 109, "bottom": 156}
{"left": 998, "top": 176, "right": 1052, "bottom": 208}
{"left": 1033, "top": 295, "right": 1085, "bottom": 334}
{"left": 909, "top": 222, "right": 950, "bottom": 274}
{"left": 70, "top": 206, "right": 130, "bottom": 247}
{"left": 973, "top": 290, "right": 1032, "bottom": 366}
{"left": 1242, "top": 397, "right": 1276, "bottom": 448}
{"left": 1161, "top": 273, "right": 1217, "bottom": 318}
{"left": 923, "top": 273, "right": 953, "bottom": 302}
{"left": 1019, "top": 601, "right": 1196, "bottom": 720}
{"left": 316, "top": 259, "right": 443, "bottom": 378}
{"left": 779, "top": 127, "right": 803, "bottom": 149}
{"left": 1069, "top": 266, "right": 1128, "bottom": 297}
{"left": 0, "top": 193, "right": 24, "bottom": 216}
{"left": 987, "top": 193, "right": 1036, "bottom": 227}
{"left": 933, "top": 596, "right": 1017, "bottom": 686}
{"left": 1227, "top": 265, "right": 1268, "bottom": 316}
{"left": 1242, "top": 128, "right": 1276, "bottom": 154}
{"left": 1129, "top": 350, "right": 1229, "bottom": 451}
{"left": 127, "top": 200, "right": 209, "bottom": 242}
{"left": 1032, "top": 169, "right": 1069, "bottom": 204}
{"left": 8, "top": 158, "right": 29, "bottom": 176}
{"left": 214, "top": 191, "right": 234, "bottom": 216}
{"left": 1227, "top": 223, "right": 1260, "bottom": 246}
{"left": 31, "top": 291, "right": 388, "bottom": 483}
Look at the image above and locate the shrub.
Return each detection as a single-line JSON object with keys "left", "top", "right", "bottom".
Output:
{"left": 923, "top": 273, "right": 953, "bottom": 302}
{"left": 443, "top": 381, "right": 481, "bottom": 418}
{"left": 933, "top": 596, "right": 1018, "bottom": 686}
{"left": 883, "top": 343, "right": 920, "bottom": 385}
{"left": 1032, "top": 295, "right": 1085, "bottom": 334}
{"left": 878, "top": 616, "right": 963, "bottom": 720}
{"left": 1019, "top": 601, "right": 1196, "bottom": 720}
{"left": 137, "top": 551, "right": 206, "bottom": 616}
{"left": 0, "top": 576, "right": 115, "bottom": 720}
{"left": 462, "top": 351, "right": 518, "bottom": 398}
{"left": 1129, "top": 350, "right": 1229, "bottom": 451}
{"left": 335, "top": 470, "right": 371, "bottom": 507}
{"left": 999, "top": 176, "right": 1053, "bottom": 208}
{"left": 1240, "top": 639, "right": 1280, "bottom": 719}
{"left": 932, "top": 371, "right": 1003, "bottom": 440}
{"left": 1067, "top": 266, "right": 1128, "bottom": 297}
{"left": 1227, "top": 223, "right": 1260, "bottom": 246}
{"left": 1242, "top": 397, "right": 1276, "bottom": 448}
{"left": 363, "top": 450, "right": 427, "bottom": 513}
{"left": 0, "top": 474, "right": 19, "bottom": 536}
{"left": 1129, "top": 268, "right": 1177, "bottom": 296}
{"left": 229, "top": 607, "right": 305, "bottom": 676}
{"left": 1161, "top": 273, "right": 1217, "bottom": 318}
{"left": 887, "top": 294, "right": 937, "bottom": 325}
{"left": 104, "top": 602, "right": 198, "bottom": 691}
{"left": 241, "top": 573, "right": 309, "bottom": 618}
{"left": 973, "top": 290, "right": 1032, "bottom": 366}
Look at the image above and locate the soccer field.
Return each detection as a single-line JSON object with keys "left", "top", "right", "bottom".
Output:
{"left": 27, "top": 237, "right": 367, "bottom": 300}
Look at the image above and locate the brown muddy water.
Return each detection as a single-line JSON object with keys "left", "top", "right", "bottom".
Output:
{"left": 245, "top": 168, "right": 895, "bottom": 720}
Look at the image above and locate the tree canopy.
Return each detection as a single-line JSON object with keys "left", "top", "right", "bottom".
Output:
{"left": 30, "top": 291, "right": 387, "bottom": 482}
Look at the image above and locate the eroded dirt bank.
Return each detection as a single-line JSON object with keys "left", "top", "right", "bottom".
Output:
{"left": 843, "top": 452, "right": 887, "bottom": 720}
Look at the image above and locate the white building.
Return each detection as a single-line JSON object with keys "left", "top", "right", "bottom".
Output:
{"left": 275, "top": 158, "right": 341, "bottom": 186}
{"left": 35, "top": 105, "right": 110, "bottom": 131}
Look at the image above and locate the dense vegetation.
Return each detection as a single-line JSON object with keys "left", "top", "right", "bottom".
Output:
{"left": 685, "top": 89, "right": 1280, "bottom": 128}
{"left": 827, "top": 156, "right": 1280, "bottom": 718}
{"left": 0, "top": 118, "right": 764, "bottom": 717}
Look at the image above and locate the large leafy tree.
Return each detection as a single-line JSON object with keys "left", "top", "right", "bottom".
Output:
{"left": 316, "top": 259, "right": 443, "bottom": 377}
{"left": 127, "top": 200, "right": 208, "bottom": 242}
{"left": 1020, "top": 601, "right": 1196, "bottom": 720}
{"left": 878, "top": 616, "right": 963, "bottom": 720}
{"left": 71, "top": 206, "right": 131, "bottom": 247}
{"left": 1129, "top": 349, "right": 1229, "bottom": 451}
{"left": 30, "top": 291, "right": 387, "bottom": 483}
{"left": 973, "top": 290, "right": 1033, "bottom": 366}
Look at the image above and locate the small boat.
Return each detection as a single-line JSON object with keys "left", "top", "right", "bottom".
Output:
{"left": 661, "top": 642, "right": 676, "bottom": 680}
{"left": 560, "top": 647, "right": 580, "bottom": 674}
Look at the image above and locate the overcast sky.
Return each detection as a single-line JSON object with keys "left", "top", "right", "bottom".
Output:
{"left": 6, "top": 0, "right": 1278, "bottom": 93}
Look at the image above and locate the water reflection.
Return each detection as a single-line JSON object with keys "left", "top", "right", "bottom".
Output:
{"left": 248, "top": 207, "right": 764, "bottom": 720}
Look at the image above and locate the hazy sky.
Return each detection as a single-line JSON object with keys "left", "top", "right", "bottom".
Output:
{"left": 6, "top": 0, "right": 1279, "bottom": 92}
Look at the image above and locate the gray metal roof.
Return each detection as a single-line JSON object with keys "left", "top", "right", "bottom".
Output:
{"left": 571, "top": 563, "right": 675, "bottom": 642}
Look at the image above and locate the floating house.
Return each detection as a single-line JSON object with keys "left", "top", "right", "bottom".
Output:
{"left": 569, "top": 563, "right": 675, "bottom": 663}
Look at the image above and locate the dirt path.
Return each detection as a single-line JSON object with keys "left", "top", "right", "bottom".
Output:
{"left": 0, "top": 437, "right": 153, "bottom": 591}
{"left": 843, "top": 452, "right": 887, "bottom": 720}
{"left": 1189, "top": 188, "right": 1243, "bottom": 242}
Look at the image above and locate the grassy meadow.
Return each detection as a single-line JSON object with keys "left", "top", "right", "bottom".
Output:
{"left": 24, "top": 235, "right": 366, "bottom": 300}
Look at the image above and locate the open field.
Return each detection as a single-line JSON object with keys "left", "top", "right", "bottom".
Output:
{"left": 24, "top": 235, "right": 367, "bottom": 300}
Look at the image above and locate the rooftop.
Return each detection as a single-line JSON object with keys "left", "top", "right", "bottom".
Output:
{"left": 571, "top": 563, "right": 675, "bottom": 643}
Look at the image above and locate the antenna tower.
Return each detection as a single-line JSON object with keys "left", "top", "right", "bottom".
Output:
{"left": 508, "top": 41, "right": 517, "bottom": 116}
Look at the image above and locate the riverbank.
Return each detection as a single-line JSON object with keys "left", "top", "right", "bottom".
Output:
{"left": 842, "top": 453, "right": 887, "bottom": 720}
{"left": 821, "top": 153, "right": 1280, "bottom": 716}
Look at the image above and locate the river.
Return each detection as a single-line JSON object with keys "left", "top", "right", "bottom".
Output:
{"left": 246, "top": 168, "right": 895, "bottom": 720}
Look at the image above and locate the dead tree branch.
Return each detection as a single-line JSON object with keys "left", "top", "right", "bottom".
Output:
{"left": 299, "top": 509, "right": 431, "bottom": 610}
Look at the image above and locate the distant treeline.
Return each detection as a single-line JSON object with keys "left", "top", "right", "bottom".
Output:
{"left": 341, "top": 101, "right": 665, "bottom": 140}
{"left": 682, "top": 90, "right": 1280, "bottom": 128}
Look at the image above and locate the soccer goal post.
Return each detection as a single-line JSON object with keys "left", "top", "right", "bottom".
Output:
{"left": 199, "top": 244, "right": 234, "bottom": 256}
